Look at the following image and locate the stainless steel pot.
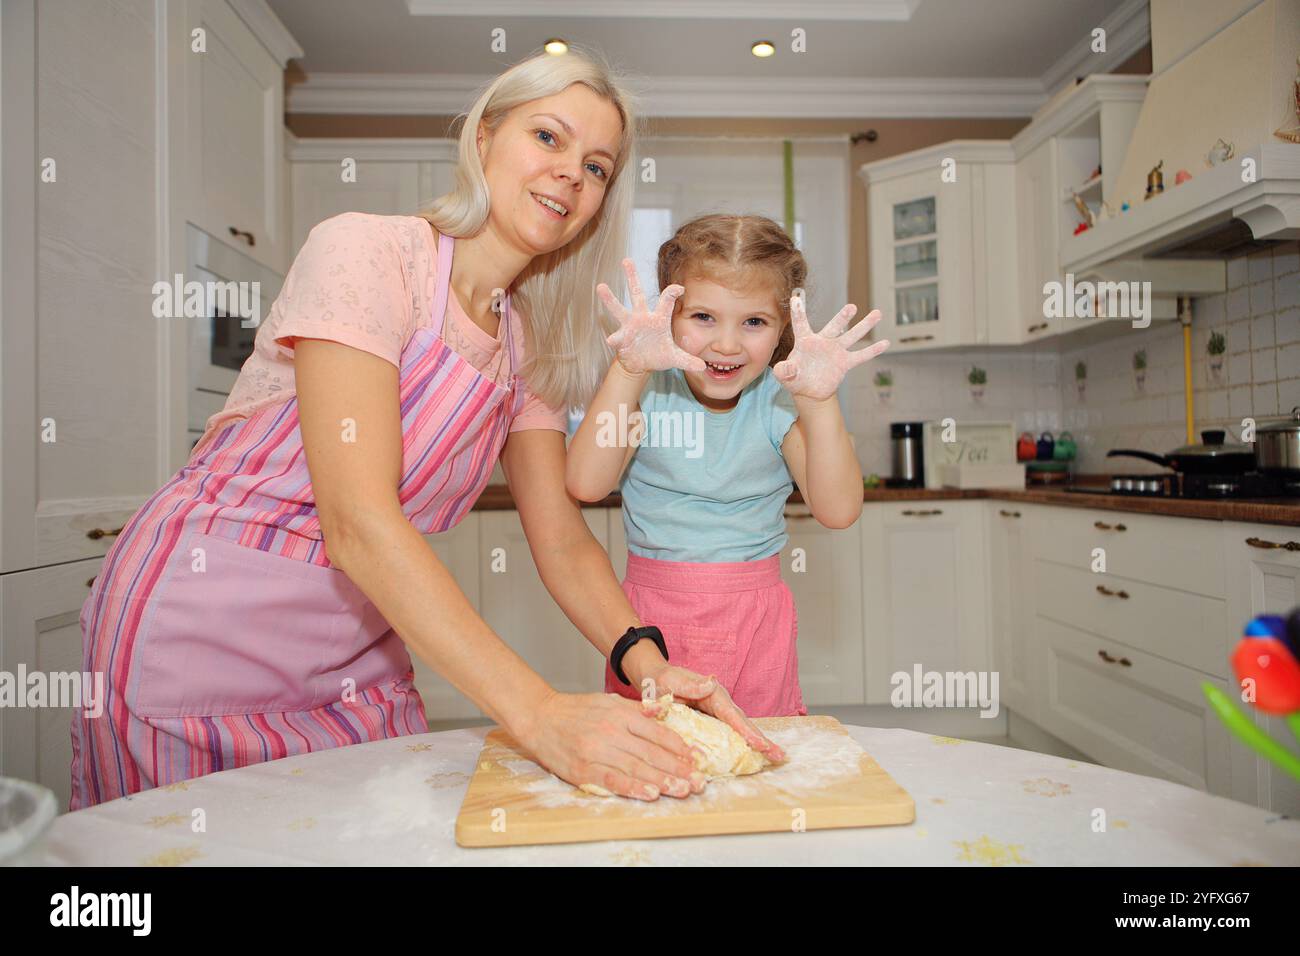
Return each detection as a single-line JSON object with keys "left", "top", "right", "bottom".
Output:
{"left": 1255, "top": 406, "right": 1300, "bottom": 476}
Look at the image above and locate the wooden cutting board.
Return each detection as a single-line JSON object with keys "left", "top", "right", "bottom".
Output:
{"left": 455, "top": 715, "right": 914, "bottom": 847}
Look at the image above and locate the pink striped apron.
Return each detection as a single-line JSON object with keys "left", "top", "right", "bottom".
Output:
{"left": 603, "top": 553, "right": 807, "bottom": 717}
{"left": 70, "top": 230, "right": 526, "bottom": 810}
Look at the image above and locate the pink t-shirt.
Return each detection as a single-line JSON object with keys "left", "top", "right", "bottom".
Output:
{"left": 195, "top": 212, "right": 568, "bottom": 454}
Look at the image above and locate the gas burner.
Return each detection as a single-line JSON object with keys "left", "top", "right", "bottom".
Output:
{"left": 1065, "top": 471, "right": 1300, "bottom": 500}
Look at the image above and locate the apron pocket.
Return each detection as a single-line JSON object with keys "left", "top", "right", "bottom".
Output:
{"left": 660, "top": 623, "right": 738, "bottom": 686}
{"left": 132, "top": 531, "right": 401, "bottom": 718}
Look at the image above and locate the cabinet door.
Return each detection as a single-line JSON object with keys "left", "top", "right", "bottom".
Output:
{"left": 782, "top": 503, "right": 864, "bottom": 705}
{"left": 176, "top": 0, "right": 286, "bottom": 272}
{"left": 478, "top": 510, "right": 607, "bottom": 695}
{"left": 1224, "top": 522, "right": 1300, "bottom": 815}
{"left": 3, "top": 0, "right": 163, "bottom": 573}
{"left": 1013, "top": 140, "right": 1061, "bottom": 343}
{"left": 290, "top": 161, "right": 423, "bottom": 261}
{"left": 1036, "top": 614, "right": 1236, "bottom": 796}
{"left": 868, "top": 167, "right": 973, "bottom": 352}
{"left": 409, "top": 514, "right": 484, "bottom": 722}
{"left": 986, "top": 502, "right": 1036, "bottom": 720}
{"left": 862, "top": 501, "right": 990, "bottom": 705}
{"left": 0, "top": 557, "right": 102, "bottom": 814}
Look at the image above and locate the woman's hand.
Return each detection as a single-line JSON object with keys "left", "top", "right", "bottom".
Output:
{"left": 773, "top": 297, "right": 890, "bottom": 402}
{"left": 517, "top": 691, "right": 707, "bottom": 800}
{"left": 597, "top": 259, "right": 706, "bottom": 376}
{"left": 632, "top": 662, "right": 787, "bottom": 764}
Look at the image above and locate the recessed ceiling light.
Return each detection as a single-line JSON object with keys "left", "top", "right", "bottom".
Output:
{"left": 751, "top": 40, "right": 775, "bottom": 58}
{"left": 544, "top": 38, "right": 568, "bottom": 55}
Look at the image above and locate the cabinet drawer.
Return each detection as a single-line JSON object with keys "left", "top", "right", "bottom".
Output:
{"left": 1029, "top": 507, "right": 1224, "bottom": 597}
{"left": 1033, "top": 559, "right": 1229, "bottom": 677}
{"left": 1035, "top": 615, "right": 1233, "bottom": 795}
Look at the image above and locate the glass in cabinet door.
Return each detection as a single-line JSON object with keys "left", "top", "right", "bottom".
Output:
{"left": 896, "top": 284, "right": 938, "bottom": 326}
{"left": 894, "top": 239, "right": 937, "bottom": 283}
{"left": 892, "top": 197, "right": 935, "bottom": 240}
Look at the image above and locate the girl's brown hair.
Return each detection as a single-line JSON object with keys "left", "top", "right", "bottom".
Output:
{"left": 656, "top": 214, "right": 806, "bottom": 366}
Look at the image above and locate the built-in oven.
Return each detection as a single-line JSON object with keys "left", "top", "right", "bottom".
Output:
{"left": 185, "top": 224, "right": 283, "bottom": 448}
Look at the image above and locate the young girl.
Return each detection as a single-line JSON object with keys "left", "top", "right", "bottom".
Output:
{"left": 566, "top": 214, "right": 890, "bottom": 717}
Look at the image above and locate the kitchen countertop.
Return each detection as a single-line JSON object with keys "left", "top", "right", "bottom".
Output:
{"left": 474, "top": 478, "right": 1300, "bottom": 527}
{"left": 42, "top": 725, "right": 1300, "bottom": 865}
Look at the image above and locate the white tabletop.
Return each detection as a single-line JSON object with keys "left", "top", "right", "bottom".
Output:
{"left": 42, "top": 726, "right": 1300, "bottom": 866}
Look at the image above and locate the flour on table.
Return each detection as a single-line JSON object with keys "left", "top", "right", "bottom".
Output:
{"left": 578, "top": 693, "right": 770, "bottom": 798}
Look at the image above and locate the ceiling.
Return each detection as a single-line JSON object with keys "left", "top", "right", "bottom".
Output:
{"left": 268, "top": 0, "right": 1147, "bottom": 117}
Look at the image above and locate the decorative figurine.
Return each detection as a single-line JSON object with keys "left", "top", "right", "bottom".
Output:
{"left": 1145, "top": 160, "right": 1164, "bottom": 200}
{"left": 1175, "top": 168, "right": 1193, "bottom": 185}
{"left": 1205, "top": 137, "right": 1235, "bottom": 166}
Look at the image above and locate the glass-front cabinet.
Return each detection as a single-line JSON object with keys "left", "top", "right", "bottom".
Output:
{"left": 861, "top": 142, "right": 1015, "bottom": 352}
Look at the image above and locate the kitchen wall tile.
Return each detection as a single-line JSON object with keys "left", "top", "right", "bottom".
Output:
{"left": 1253, "top": 347, "right": 1277, "bottom": 383}
{"left": 1279, "top": 342, "right": 1300, "bottom": 380}
{"left": 1275, "top": 247, "right": 1299, "bottom": 277}
{"left": 1248, "top": 251, "right": 1274, "bottom": 284}
{"left": 1251, "top": 313, "right": 1277, "bottom": 350}
{"left": 1227, "top": 256, "right": 1250, "bottom": 289}
{"left": 1279, "top": 377, "right": 1300, "bottom": 412}
{"left": 1252, "top": 382, "right": 1279, "bottom": 416}
{"left": 1250, "top": 280, "right": 1275, "bottom": 314}
{"left": 1276, "top": 272, "right": 1300, "bottom": 311}
{"left": 1228, "top": 351, "right": 1251, "bottom": 384}
{"left": 1226, "top": 286, "right": 1251, "bottom": 322}
{"left": 1279, "top": 308, "right": 1300, "bottom": 346}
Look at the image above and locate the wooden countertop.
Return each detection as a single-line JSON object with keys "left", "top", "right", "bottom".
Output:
{"left": 474, "top": 478, "right": 1300, "bottom": 527}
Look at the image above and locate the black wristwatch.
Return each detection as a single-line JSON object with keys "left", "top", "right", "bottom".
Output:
{"left": 610, "top": 625, "right": 668, "bottom": 686}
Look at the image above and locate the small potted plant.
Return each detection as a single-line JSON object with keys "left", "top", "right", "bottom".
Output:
{"left": 1133, "top": 349, "right": 1147, "bottom": 391}
{"left": 1207, "top": 330, "right": 1226, "bottom": 383}
{"left": 1075, "top": 360, "right": 1087, "bottom": 401}
{"left": 873, "top": 369, "right": 893, "bottom": 405}
{"left": 967, "top": 366, "right": 986, "bottom": 402}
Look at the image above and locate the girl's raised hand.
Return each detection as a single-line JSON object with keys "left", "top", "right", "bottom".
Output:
{"left": 597, "top": 259, "right": 706, "bottom": 375}
{"left": 773, "top": 296, "right": 890, "bottom": 402}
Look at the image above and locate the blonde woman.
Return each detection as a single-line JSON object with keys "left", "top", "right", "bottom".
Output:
{"left": 73, "top": 50, "right": 782, "bottom": 810}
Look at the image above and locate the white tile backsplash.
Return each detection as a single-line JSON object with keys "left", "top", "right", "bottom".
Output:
{"left": 849, "top": 243, "right": 1300, "bottom": 478}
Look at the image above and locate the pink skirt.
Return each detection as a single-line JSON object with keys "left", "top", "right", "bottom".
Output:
{"left": 604, "top": 552, "right": 806, "bottom": 717}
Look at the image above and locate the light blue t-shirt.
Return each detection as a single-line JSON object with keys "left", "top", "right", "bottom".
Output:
{"left": 619, "top": 366, "right": 799, "bottom": 563}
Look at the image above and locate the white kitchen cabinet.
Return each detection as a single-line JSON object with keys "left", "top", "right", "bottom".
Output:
{"left": 859, "top": 142, "right": 1016, "bottom": 352}
{"left": 1035, "top": 614, "right": 1238, "bottom": 795}
{"left": 781, "top": 504, "right": 865, "bottom": 706}
{"left": 0, "top": 557, "right": 103, "bottom": 813}
{"left": 2, "top": 0, "right": 163, "bottom": 573}
{"left": 170, "top": 0, "right": 300, "bottom": 274}
{"left": 860, "top": 500, "right": 991, "bottom": 705}
{"left": 288, "top": 138, "right": 458, "bottom": 261}
{"left": 407, "top": 515, "right": 485, "bottom": 722}
{"left": 985, "top": 501, "right": 1038, "bottom": 721}
{"left": 1223, "top": 522, "right": 1300, "bottom": 816}
{"left": 1007, "top": 140, "right": 1063, "bottom": 343}
{"left": 478, "top": 509, "right": 608, "bottom": 695}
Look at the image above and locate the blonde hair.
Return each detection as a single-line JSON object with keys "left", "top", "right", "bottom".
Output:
{"left": 421, "top": 47, "right": 637, "bottom": 409}
{"left": 657, "top": 214, "right": 806, "bottom": 367}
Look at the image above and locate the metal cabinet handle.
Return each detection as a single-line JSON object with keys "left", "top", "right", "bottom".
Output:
{"left": 1027, "top": 322, "right": 1049, "bottom": 333}
{"left": 228, "top": 226, "right": 256, "bottom": 247}
{"left": 86, "top": 577, "right": 95, "bottom": 588}
{"left": 901, "top": 508, "right": 943, "bottom": 516}
{"left": 1095, "top": 584, "right": 1130, "bottom": 599}
{"left": 898, "top": 334, "right": 935, "bottom": 343}
{"left": 86, "top": 526, "right": 124, "bottom": 540}
{"left": 999, "top": 509, "right": 1021, "bottom": 518}
{"left": 1246, "top": 536, "right": 1300, "bottom": 551}
{"left": 1097, "top": 649, "right": 1132, "bottom": 666}
{"left": 1093, "top": 520, "right": 1127, "bottom": 531}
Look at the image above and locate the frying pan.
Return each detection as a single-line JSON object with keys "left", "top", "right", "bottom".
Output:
{"left": 1107, "top": 430, "right": 1256, "bottom": 475}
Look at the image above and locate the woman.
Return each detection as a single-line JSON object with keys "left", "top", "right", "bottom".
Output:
{"left": 72, "top": 49, "right": 783, "bottom": 810}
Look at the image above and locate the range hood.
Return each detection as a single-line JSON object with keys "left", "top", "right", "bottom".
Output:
{"left": 1062, "top": 0, "right": 1300, "bottom": 285}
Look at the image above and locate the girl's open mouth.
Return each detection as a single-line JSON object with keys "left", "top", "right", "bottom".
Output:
{"left": 704, "top": 361, "right": 744, "bottom": 381}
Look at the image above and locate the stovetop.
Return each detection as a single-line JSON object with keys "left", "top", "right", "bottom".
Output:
{"left": 1064, "top": 471, "right": 1300, "bottom": 500}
